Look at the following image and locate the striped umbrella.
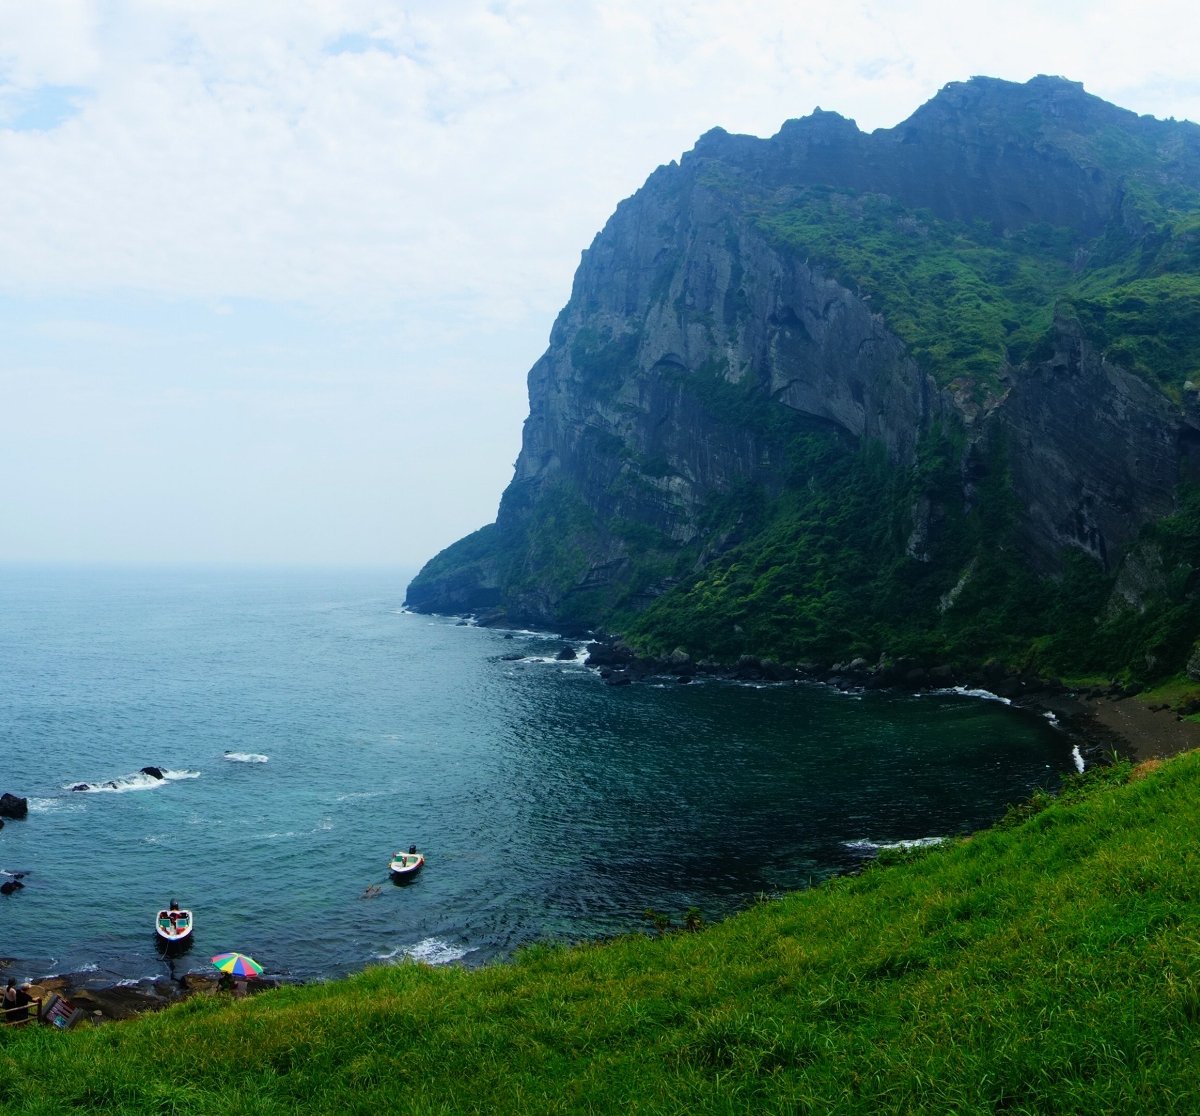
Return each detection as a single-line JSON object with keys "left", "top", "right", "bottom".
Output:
{"left": 210, "top": 952, "right": 264, "bottom": 979}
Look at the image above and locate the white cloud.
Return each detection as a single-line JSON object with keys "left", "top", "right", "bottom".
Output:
{"left": 0, "top": 0, "right": 1197, "bottom": 564}
{"left": 0, "top": 0, "right": 1189, "bottom": 311}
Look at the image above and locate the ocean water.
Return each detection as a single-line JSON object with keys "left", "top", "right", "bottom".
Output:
{"left": 0, "top": 565, "right": 1075, "bottom": 986}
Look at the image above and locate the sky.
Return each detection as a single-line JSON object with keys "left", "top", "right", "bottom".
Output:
{"left": 1, "top": 1, "right": 1198, "bottom": 569}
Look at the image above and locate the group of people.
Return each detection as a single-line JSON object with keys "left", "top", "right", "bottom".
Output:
{"left": 2, "top": 978, "right": 33, "bottom": 1026}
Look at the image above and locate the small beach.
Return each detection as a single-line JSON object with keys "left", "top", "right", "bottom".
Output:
{"left": 1080, "top": 694, "right": 1200, "bottom": 762}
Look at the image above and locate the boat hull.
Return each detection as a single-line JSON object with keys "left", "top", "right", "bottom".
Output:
{"left": 388, "top": 853, "right": 425, "bottom": 884}
{"left": 154, "top": 910, "right": 194, "bottom": 954}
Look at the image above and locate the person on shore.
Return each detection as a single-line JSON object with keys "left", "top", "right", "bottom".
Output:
{"left": 3, "top": 979, "right": 29, "bottom": 1025}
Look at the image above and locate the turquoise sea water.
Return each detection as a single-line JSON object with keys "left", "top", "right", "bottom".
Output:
{"left": 0, "top": 565, "right": 1075, "bottom": 987}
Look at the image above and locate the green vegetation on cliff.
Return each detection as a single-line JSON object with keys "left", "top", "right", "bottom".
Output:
{"left": 623, "top": 364, "right": 1200, "bottom": 685}
{"left": 758, "top": 189, "right": 1073, "bottom": 390}
{"left": 6, "top": 753, "right": 1200, "bottom": 1113}
{"left": 409, "top": 79, "right": 1200, "bottom": 683}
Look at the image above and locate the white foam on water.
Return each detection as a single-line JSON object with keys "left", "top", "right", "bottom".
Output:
{"left": 931, "top": 686, "right": 1012, "bottom": 705}
{"left": 843, "top": 836, "right": 946, "bottom": 853}
{"left": 64, "top": 769, "right": 200, "bottom": 793}
{"left": 375, "top": 938, "right": 469, "bottom": 966}
{"left": 48, "top": 962, "right": 100, "bottom": 976}
{"left": 223, "top": 752, "right": 269, "bottom": 763}
{"left": 334, "top": 790, "right": 390, "bottom": 803}
{"left": 1071, "top": 745, "right": 1086, "bottom": 774}
{"left": 405, "top": 938, "right": 469, "bottom": 965}
{"left": 26, "top": 797, "right": 69, "bottom": 814}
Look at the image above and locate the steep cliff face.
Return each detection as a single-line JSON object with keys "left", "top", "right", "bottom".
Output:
{"left": 407, "top": 75, "right": 1200, "bottom": 672}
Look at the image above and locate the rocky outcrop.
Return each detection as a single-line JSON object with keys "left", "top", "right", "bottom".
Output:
{"left": 407, "top": 76, "right": 1200, "bottom": 637}
{"left": 0, "top": 794, "right": 28, "bottom": 820}
{"left": 996, "top": 317, "right": 1194, "bottom": 574}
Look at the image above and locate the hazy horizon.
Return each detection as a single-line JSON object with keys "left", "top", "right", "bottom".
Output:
{"left": 3, "top": 1, "right": 1198, "bottom": 568}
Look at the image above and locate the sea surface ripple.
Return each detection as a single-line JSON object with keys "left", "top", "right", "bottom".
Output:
{"left": 0, "top": 565, "right": 1074, "bottom": 985}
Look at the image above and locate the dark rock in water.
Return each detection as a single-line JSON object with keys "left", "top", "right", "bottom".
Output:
{"left": 605, "top": 671, "right": 633, "bottom": 686}
{"left": 734, "top": 655, "right": 765, "bottom": 681}
{"left": 504, "top": 633, "right": 514, "bottom": 640}
{"left": 70, "top": 783, "right": 90, "bottom": 792}
{"left": 140, "top": 767, "right": 165, "bottom": 780}
{"left": 584, "top": 639, "right": 636, "bottom": 668}
{"left": 500, "top": 652, "right": 524, "bottom": 661}
{"left": 0, "top": 793, "right": 28, "bottom": 819}
{"left": 760, "top": 659, "right": 796, "bottom": 682}
{"left": 0, "top": 819, "right": 4, "bottom": 831}
{"left": 555, "top": 645, "right": 577, "bottom": 661}
{"left": 1, "top": 880, "right": 24, "bottom": 895}
{"left": 990, "top": 677, "right": 1025, "bottom": 700}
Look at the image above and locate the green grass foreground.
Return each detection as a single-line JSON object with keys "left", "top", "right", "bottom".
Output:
{"left": 5, "top": 756, "right": 1200, "bottom": 1114}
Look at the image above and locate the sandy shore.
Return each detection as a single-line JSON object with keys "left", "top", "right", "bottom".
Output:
{"left": 1077, "top": 694, "right": 1200, "bottom": 763}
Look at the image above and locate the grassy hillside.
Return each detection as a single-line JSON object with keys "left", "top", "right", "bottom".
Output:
{"left": 5, "top": 753, "right": 1200, "bottom": 1113}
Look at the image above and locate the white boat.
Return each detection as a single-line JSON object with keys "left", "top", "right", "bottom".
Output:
{"left": 155, "top": 906, "right": 194, "bottom": 949}
{"left": 388, "top": 847, "right": 425, "bottom": 881}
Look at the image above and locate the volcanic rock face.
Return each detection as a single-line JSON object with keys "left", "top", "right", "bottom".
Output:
{"left": 995, "top": 319, "right": 1188, "bottom": 572}
{"left": 408, "top": 76, "right": 1200, "bottom": 630}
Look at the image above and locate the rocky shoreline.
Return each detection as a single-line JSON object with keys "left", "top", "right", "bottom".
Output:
{"left": 579, "top": 636, "right": 1200, "bottom": 766}
{"left": 7, "top": 633, "right": 1197, "bottom": 1025}
{"left": 0, "top": 968, "right": 285, "bottom": 1027}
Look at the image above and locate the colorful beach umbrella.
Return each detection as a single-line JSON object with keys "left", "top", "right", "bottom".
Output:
{"left": 210, "top": 951, "right": 264, "bottom": 979}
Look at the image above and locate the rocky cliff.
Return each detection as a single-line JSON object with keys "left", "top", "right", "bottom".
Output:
{"left": 407, "top": 76, "right": 1200, "bottom": 677}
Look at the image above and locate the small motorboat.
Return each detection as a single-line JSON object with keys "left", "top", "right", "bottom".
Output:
{"left": 389, "top": 846, "right": 425, "bottom": 882}
{"left": 155, "top": 905, "right": 194, "bottom": 951}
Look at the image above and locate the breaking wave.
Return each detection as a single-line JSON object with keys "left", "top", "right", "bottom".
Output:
{"left": 931, "top": 686, "right": 1012, "bottom": 705}
{"left": 843, "top": 836, "right": 946, "bottom": 854}
{"left": 64, "top": 769, "right": 200, "bottom": 793}
{"left": 375, "top": 938, "right": 470, "bottom": 966}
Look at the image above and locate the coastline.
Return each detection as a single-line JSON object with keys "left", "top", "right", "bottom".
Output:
{"left": 580, "top": 634, "right": 1200, "bottom": 766}
{"left": 2, "top": 970, "right": 284, "bottom": 1026}
{"left": 1076, "top": 693, "right": 1200, "bottom": 762}
{"left": 10, "top": 642, "right": 1198, "bottom": 1028}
